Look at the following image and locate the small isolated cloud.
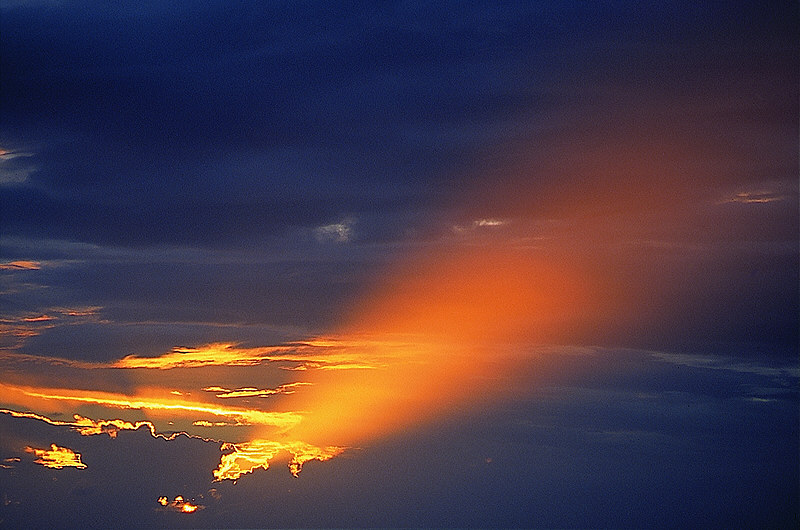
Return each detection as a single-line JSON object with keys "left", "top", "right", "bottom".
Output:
{"left": 315, "top": 218, "right": 355, "bottom": 243}
{"left": 721, "top": 191, "right": 786, "bottom": 204}
{"left": 718, "top": 181, "right": 795, "bottom": 205}
{"left": 452, "top": 218, "right": 508, "bottom": 233}
{"left": 191, "top": 420, "right": 236, "bottom": 427}
{"left": 22, "top": 314, "right": 55, "bottom": 322}
{"left": 0, "top": 260, "right": 41, "bottom": 270}
{"left": 25, "top": 443, "right": 87, "bottom": 469}
{"left": 156, "top": 495, "right": 203, "bottom": 513}
{"left": 473, "top": 218, "right": 507, "bottom": 227}
{"left": 1, "top": 457, "right": 21, "bottom": 469}
{"left": 202, "top": 382, "right": 311, "bottom": 398}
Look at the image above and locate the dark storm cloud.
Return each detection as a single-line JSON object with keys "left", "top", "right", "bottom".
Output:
{"left": 2, "top": 1, "right": 795, "bottom": 248}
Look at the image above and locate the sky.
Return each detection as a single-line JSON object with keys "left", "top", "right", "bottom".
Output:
{"left": 0, "top": 1, "right": 798, "bottom": 528}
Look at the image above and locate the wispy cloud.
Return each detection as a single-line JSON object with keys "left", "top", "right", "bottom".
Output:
{"left": 114, "top": 341, "right": 386, "bottom": 371}
{"left": 649, "top": 351, "right": 800, "bottom": 378}
{"left": 315, "top": 218, "right": 355, "bottom": 243}
{"left": 717, "top": 181, "right": 795, "bottom": 205}
{"left": 0, "top": 260, "right": 41, "bottom": 270}
{"left": 0, "top": 306, "right": 104, "bottom": 350}
{"left": 0, "top": 383, "right": 302, "bottom": 431}
{"left": 451, "top": 217, "right": 509, "bottom": 234}
{"left": 720, "top": 191, "right": 787, "bottom": 204}
{"left": 203, "top": 382, "right": 311, "bottom": 399}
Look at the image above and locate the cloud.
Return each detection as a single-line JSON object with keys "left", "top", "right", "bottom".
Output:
{"left": 114, "top": 343, "right": 285, "bottom": 369}
{"left": 114, "top": 341, "right": 385, "bottom": 371}
{"left": 451, "top": 217, "right": 509, "bottom": 234}
{"left": 25, "top": 443, "right": 87, "bottom": 469}
{"left": 717, "top": 181, "right": 796, "bottom": 205}
{"left": 649, "top": 351, "right": 800, "bottom": 378}
{"left": 315, "top": 218, "right": 355, "bottom": 243}
{"left": 0, "top": 306, "right": 105, "bottom": 351}
{"left": 214, "top": 439, "right": 344, "bottom": 481}
{"left": 0, "top": 260, "right": 41, "bottom": 270}
{"left": 202, "top": 382, "right": 311, "bottom": 399}
{"left": 156, "top": 495, "right": 203, "bottom": 513}
{"left": 0, "top": 383, "right": 302, "bottom": 432}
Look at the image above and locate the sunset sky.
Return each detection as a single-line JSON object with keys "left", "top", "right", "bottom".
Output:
{"left": 1, "top": 2, "right": 798, "bottom": 528}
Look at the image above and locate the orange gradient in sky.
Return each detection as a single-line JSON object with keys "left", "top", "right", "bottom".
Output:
{"left": 265, "top": 239, "right": 614, "bottom": 448}
{"left": 0, "top": 202, "right": 628, "bottom": 479}
{"left": 2, "top": 106, "right": 729, "bottom": 480}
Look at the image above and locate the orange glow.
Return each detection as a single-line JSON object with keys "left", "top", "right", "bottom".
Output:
{"left": 0, "top": 235, "right": 613, "bottom": 479}
{"left": 25, "top": 444, "right": 87, "bottom": 469}
{"left": 342, "top": 243, "right": 598, "bottom": 344}
{"left": 1, "top": 117, "right": 692, "bottom": 482}
{"left": 260, "top": 240, "right": 609, "bottom": 448}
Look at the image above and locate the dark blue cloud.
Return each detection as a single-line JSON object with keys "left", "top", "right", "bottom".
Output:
{"left": 2, "top": 1, "right": 795, "bottom": 246}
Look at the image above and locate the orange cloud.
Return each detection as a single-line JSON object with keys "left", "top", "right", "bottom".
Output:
{"left": 213, "top": 439, "right": 343, "bottom": 481}
{"left": 114, "top": 341, "right": 386, "bottom": 371}
{"left": 0, "top": 260, "right": 41, "bottom": 270}
{"left": 25, "top": 444, "right": 87, "bottom": 469}
{"left": 157, "top": 495, "right": 202, "bottom": 513}
{"left": 22, "top": 314, "right": 54, "bottom": 322}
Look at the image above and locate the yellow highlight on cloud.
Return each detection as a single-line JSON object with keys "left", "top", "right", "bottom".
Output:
{"left": 214, "top": 439, "right": 344, "bottom": 481}
{"left": 25, "top": 444, "right": 87, "bottom": 469}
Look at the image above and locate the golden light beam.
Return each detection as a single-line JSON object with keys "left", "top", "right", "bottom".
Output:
{"left": 3, "top": 102, "right": 732, "bottom": 482}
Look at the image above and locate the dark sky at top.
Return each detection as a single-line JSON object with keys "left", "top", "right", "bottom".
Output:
{"left": 0, "top": 1, "right": 797, "bottom": 357}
